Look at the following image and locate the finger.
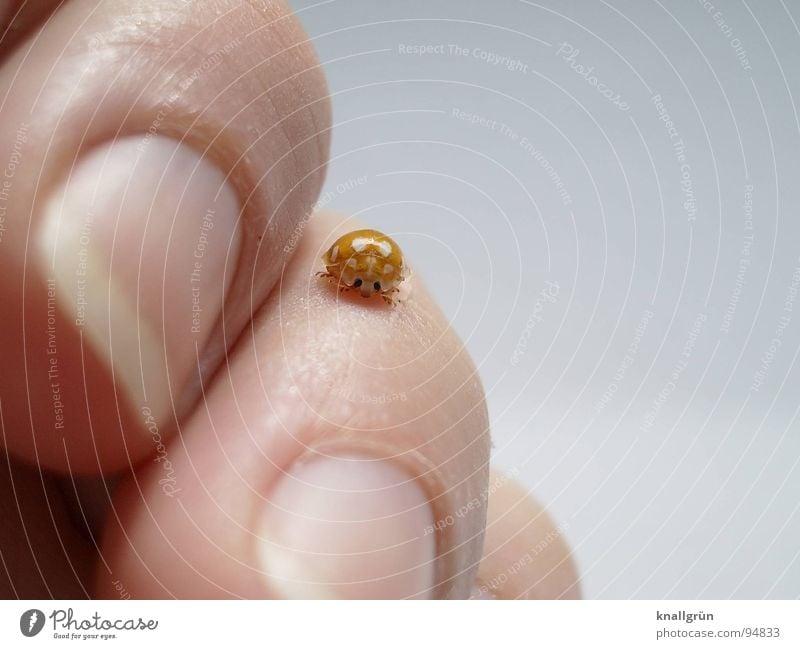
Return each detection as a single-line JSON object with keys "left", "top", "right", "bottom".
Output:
{"left": 473, "top": 471, "right": 580, "bottom": 599}
{"left": 0, "top": 451, "right": 94, "bottom": 598}
{"left": 96, "top": 210, "right": 491, "bottom": 599}
{"left": 0, "top": 0, "right": 330, "bottom": 473}
{"left": 0, "top": 0, "right": 61, "bottom": 57}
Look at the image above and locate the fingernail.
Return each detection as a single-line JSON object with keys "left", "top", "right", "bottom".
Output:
{"left": 37, "top": 136, "right": 241, "bottom": 422}
{"left": 258, "top": 453, "right": 437, "bottom": 599}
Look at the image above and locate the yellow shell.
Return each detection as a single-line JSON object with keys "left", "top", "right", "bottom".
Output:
{"left": 321, "top": 229, "right": 405, "bottom": 302}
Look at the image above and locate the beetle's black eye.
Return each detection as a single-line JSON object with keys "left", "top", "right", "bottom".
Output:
{"left": 353, "top": 278, "right": 363, "bottom": 287}
{"left": 373, "top": 281, "right": 381, "bottom": 292}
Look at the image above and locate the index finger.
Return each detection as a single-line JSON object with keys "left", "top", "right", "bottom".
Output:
{"left": 96, "top": 210, "right": 491, "bottom": 598}
{"left": 0, "top": 0, "right": 330, "bottom": 473}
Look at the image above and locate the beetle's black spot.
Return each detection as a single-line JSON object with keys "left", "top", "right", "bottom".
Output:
{"left": 373, "top": 281, "right": 381, "bottom": 292}
{"left": 353, "top": 278, "right": 363, "bottom": 287}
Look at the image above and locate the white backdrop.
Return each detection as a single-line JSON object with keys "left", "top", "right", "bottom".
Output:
{"left": 288, "top": 0, "right": 800, "bottom": 598}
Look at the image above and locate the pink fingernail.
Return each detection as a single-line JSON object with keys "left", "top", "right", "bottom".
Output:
{"left": 258, "top": 452, "right": 437, "bottom": 599}
{"left": 37, "top": 136, "right": 241, "bottom": 423}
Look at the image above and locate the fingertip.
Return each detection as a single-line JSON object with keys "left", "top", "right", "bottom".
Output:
{"left": 99, "top": 210, "right": 491, "bottom": 599}
{"left": 475, "top": 472, "right": 581, "bottom": 600}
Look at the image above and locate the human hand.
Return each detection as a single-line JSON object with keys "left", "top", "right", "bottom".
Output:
{"left": 0, "top": 0, "right": 578, "bottom": 599}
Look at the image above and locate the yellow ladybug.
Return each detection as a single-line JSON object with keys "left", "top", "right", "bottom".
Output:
{"left": 318, "top": 228, "right": 406, "bottom": 305}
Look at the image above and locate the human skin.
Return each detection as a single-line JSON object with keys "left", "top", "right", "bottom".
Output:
{"left": 0, "top": 0, "right": 579, "bottom": 599}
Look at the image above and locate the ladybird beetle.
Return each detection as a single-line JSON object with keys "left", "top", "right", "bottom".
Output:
{"left": 318, "top": 229, "right": 406, "bottom": 305}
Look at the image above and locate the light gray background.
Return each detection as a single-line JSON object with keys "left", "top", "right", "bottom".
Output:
{"left": 288, "top": 0, "right": 800, "bottom": 598}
